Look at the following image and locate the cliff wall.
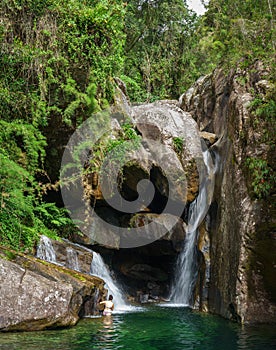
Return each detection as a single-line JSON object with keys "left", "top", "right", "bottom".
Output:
{"left": 180, "top": 61, "right": 275, "bottom": 323}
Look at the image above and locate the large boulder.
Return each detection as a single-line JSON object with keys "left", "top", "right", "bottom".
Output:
{"left": 67, "top": 87, "right": 208, "bottom": 302}
{"left": 77, "top": 99, "right": 205, "bottom": 250}
{"left": 132, "top": 100, "right": 204, "bottom": 203}
{"left": 0, "top": 247, "right": 106, "bottom": 332}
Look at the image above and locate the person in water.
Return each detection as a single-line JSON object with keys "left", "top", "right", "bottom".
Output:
{"left": 100, "top": 295, "right": 114, "bottom": 316}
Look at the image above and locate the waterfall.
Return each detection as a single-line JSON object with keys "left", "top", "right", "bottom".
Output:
{"left": 36, "top": 235, "right": 57, "bottom": 263}
{"left": 66, "top": 247, "right": 80, "bottom": 271}
{"left": 36, "top": 237, "right": 135, "bottom": 312}
{"left": 90, "top": 251, "right": 133, "bottom": 312}
{"left": 171, "top": 147, "right": 215, "bottom": 305}
{"left": 92, "top": 288, "right": 100, "bottom": 314}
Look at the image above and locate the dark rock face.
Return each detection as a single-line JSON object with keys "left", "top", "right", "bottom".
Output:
{"left": 123, "top": 263, "right": 168, "bottom": 282}
{"left": 129, "top": 213, "right": 186, "bottom": 253}
{"left": 0, "top": 247, "right": 106, "bottom": 332}
{"left": 180, "top": 61, "right": 276, "bottom": 323}
{"left": 90, "top": 215, "right": 186, "bottom": 301}
{"left": 106, "top": 246, "right": 175, "bottom": 300}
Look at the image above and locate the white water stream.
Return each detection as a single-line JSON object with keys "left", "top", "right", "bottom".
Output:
{"left": 36, "top": 235, "right": 57, "bottom": 263}
{"left": 90, "top": 251, "right": 136, "bottom": 312}
{"left": 170, "top": 148, "right": 215, "bottom": 305}
{"left": 66, "top": 247, "right": 80, "bottom": 271}
{"left": 36, "top": 235, "right": 135, "bottom": 312}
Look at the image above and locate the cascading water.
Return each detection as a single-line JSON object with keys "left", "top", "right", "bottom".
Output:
{"left": 66, "top": 247, "right": 80, "bottom": 271}
{"left": 170, "top": 145, "right": 215, "bottom": 305}
{"left": 36, "top": 235, "right": 134, "bottom": 311}
{"left": 90, "top": 251, "right": 134, "bottom": 312}
{"left": 36, "top": 235, "right": 57, "bottom": 263}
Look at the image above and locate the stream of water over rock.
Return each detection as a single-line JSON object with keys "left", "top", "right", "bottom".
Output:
{"left": 36, "top": 235, "right": 57, "bottom": 263}
{"left": 36, "top": 235, "right": 134, "bottom": 312}
{"left": 170, "top": 144, "right": 215, "bottom": 305}
{"left": 90, "top": 251, "right": 135, "bottom": 312}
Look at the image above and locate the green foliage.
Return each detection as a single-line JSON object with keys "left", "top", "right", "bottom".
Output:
{"left": 251, "top": 97, "right": 276, "bottom": 122}
{"left": 245, "top": 87, "right": 275, "bottom": 199}
{"left": 34, "top": 203, "right": 72, "bottom": 230}
{"left": 198, "top": 0, "right": 276, "bottom": 70}
{"left": 0, "top": 0, "right": 126, "bottom": 251}
{"left": 0, "top": 0, "right": 126, "bottom": 126}
{"left": 0, "top": 120, "right": 63, "bottom": 250}
{"left": 245, "top": 157, "right": 275, "bottom": 199}
{"left": 119, "top": 75, "right": 146, "bottom": 103}
{"left": 0, "top": 120, "right": 46, "bottom": 172}
{"left": 88, "top": 121, "right": 141, "bottom": 172}
{"left": 123, "top": 0, "right": 275, "bottom": 102}
{"left": 249, "top": 87, "right": 276, "bottom": 144}
{"left": 173, "top": 137, "right": 184, "bottom": 155}
{"left": 123, "top": 0, "right": 199, "bottom": 101}
{"left": 0, "top": 152, "right": 36, "bottom": 250}
{"left": 0, "top": 151, "right": 75, "bottom": 251}
{"left": 105, "top": 122, "right": 141, "bottom": 165}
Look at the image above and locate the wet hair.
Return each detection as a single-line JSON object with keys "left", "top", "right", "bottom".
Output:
{"left": 109, "top": 295, "right": 113, "bottom": 301}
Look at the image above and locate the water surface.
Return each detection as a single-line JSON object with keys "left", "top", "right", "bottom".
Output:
{"left": 0, "top": 306, "right": 275, "bottom": 350}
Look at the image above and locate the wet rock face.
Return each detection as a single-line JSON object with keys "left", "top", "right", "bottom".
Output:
{"left": 48, "top": 239, "right": 93, "bottom": 273}
{"left": 180, "top": 60, "right": 276, "bottom": 323}
{"left": 0, "top": 247, "right": 106, "bottom": 332}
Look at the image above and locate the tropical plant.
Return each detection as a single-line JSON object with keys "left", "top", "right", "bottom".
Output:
{"left": 0, "top": 0, "right": 126, "bottom": 250}
{"left": 123, "top": 0, "right": 199, "bottom": 101}
{"left": 245, "top": 157, "right": 275, "bottom": 199}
